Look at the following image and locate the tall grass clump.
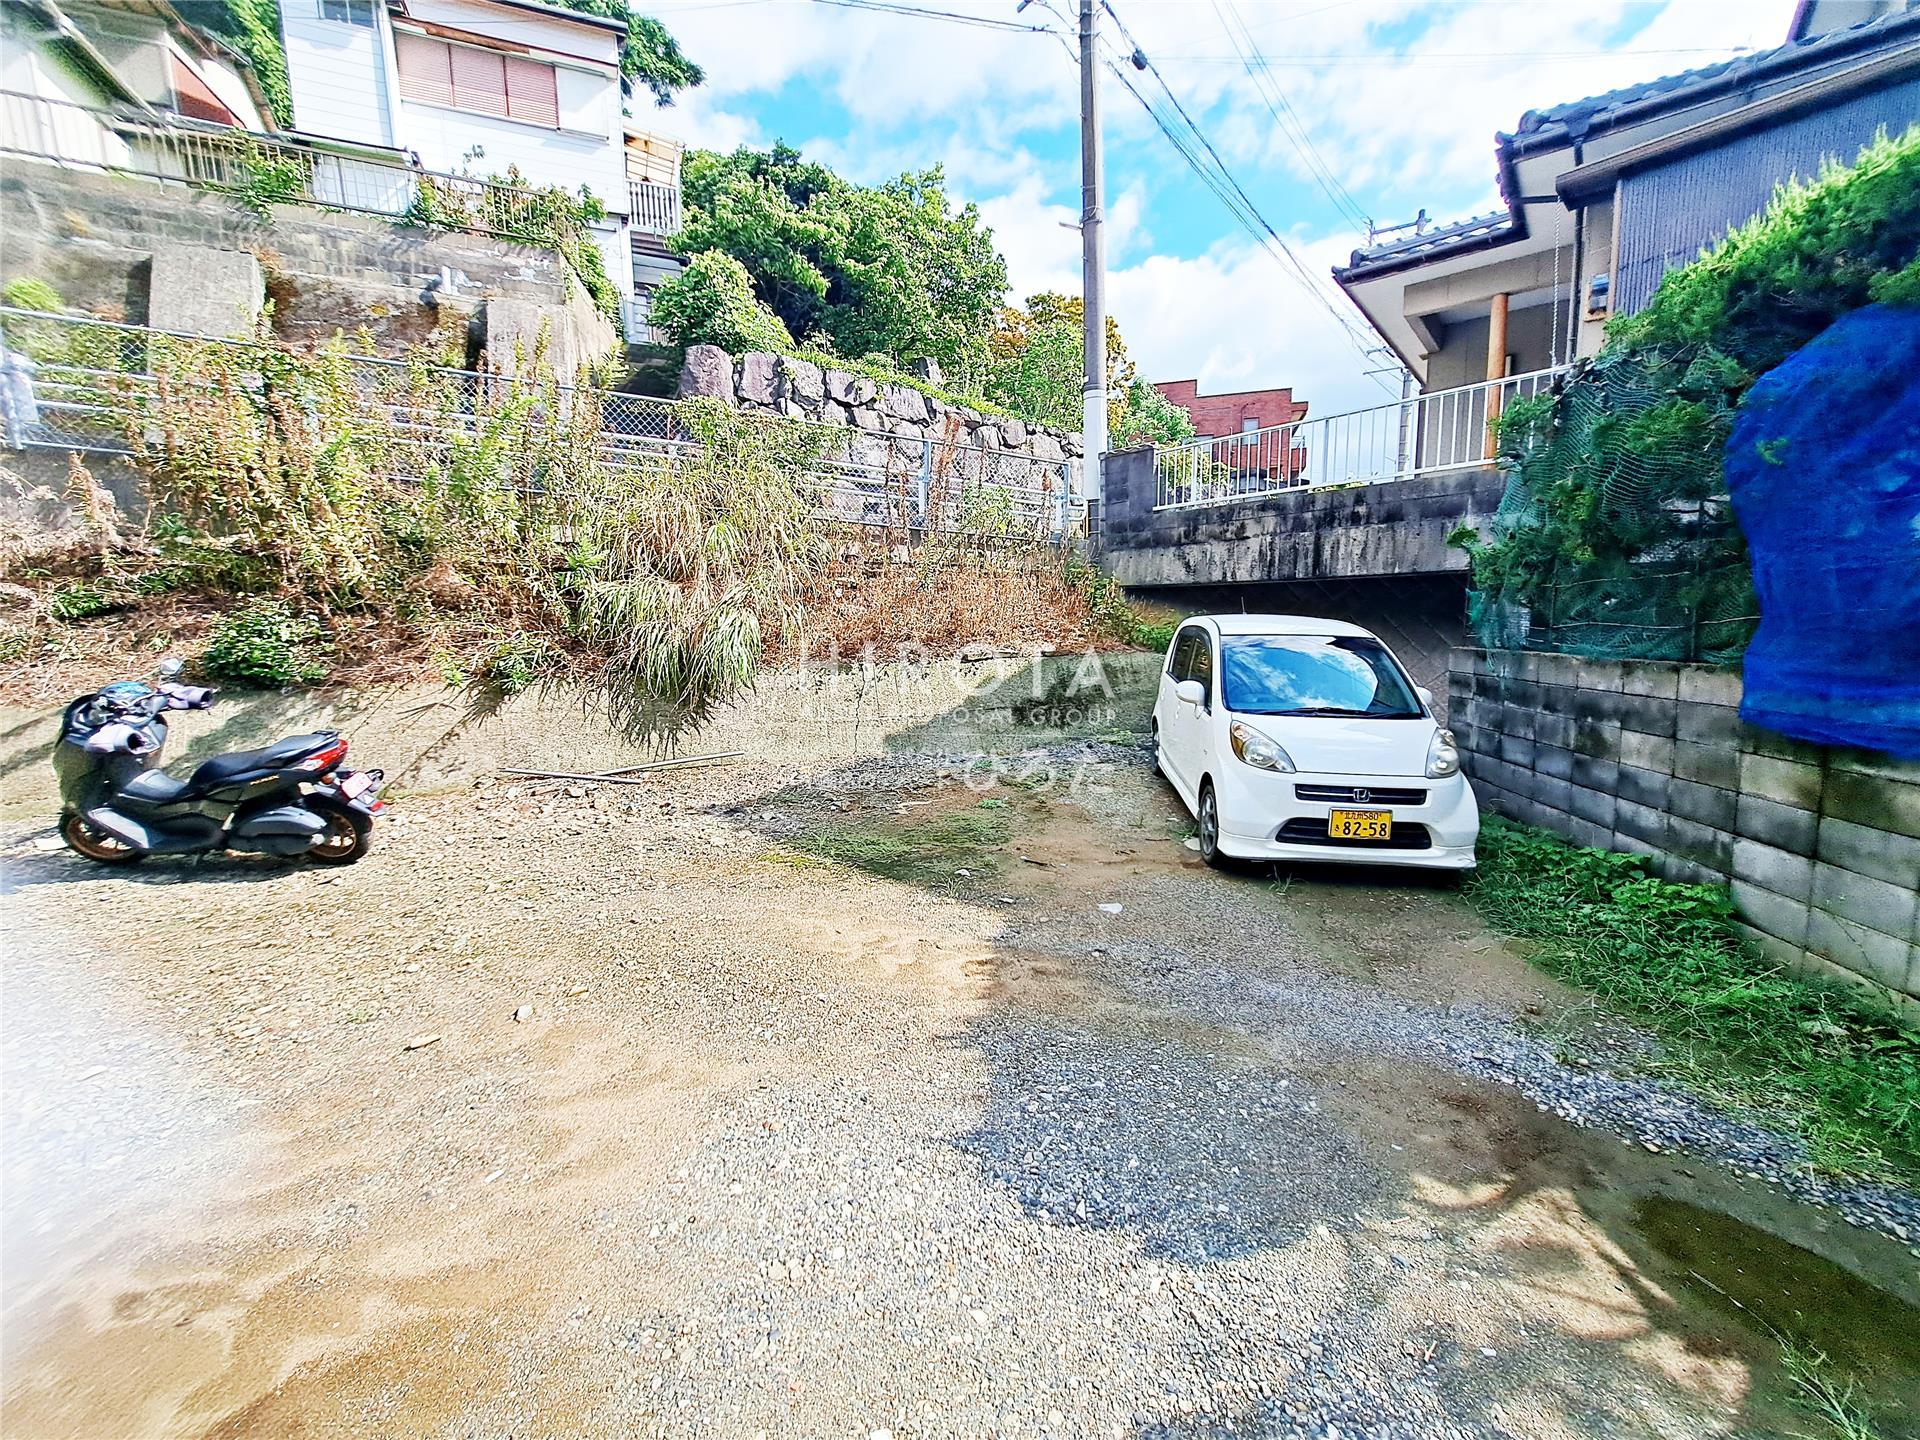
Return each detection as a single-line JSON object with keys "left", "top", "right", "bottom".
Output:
{"left": 564, "top": 398, "right": 829, "bottom": 733}
{"left": 57, "top": 318, "right": 835, "bottom": 725}
{"left": 1468, "top": 817, "right": 1920, "bottom": 1184}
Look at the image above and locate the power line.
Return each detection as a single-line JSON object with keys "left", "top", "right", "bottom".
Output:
{"left": 1157, "top": 46, "right": 1756, "bottom": 64}
{"left": 805, "top": 0, "right": 1051, "bottom": 33}
{"left": 1095, "top": 0, "right": 1386, "bottom": 375}
{"left": 1210, "top": 0, "right": 1367, "bottom": 233}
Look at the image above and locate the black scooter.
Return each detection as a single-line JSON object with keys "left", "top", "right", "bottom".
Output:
{"left": 52, "top": 660, "right": 385, "bottom": 866}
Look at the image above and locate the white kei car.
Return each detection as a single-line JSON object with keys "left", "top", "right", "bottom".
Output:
{"left": 1150, "top": 614, "right": 1479, "bottom": 871}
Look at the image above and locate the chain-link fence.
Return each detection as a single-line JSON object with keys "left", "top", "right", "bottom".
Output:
{"left": 0, "top": 309, "right": 1084, "bottom": 545}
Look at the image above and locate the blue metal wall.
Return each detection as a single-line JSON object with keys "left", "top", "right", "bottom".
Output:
{"left": 1614, "top": 78, "right": 1920, "bottom": 314}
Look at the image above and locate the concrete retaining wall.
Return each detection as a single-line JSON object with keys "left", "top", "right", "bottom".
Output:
{"left": 0, "top": 164, "right": 610, "bottom": 366}
{"left": 0, "top": 652, "right": 1162, "bottom": 814}
{"left": 1093, "top": 446, "right": 1506, "bottom": 589}
{"left": 1449, "top": 648, "right": 1920, "bottom": 1007}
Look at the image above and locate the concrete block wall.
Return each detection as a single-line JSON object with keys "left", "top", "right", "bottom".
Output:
{"left": 1449, "top": 648, "right": 1920, "bottom": 1007}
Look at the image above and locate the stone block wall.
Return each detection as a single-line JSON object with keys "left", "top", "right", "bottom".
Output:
{"left": 1449, "top": 648, "right": 1920, "bottom": 1006}
{"left": 677, "top": 344, "right": 1084, "bottom": 492}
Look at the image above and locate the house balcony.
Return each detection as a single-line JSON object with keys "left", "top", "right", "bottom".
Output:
{"left": 629, "top": 179, "right": 680, "bottom": 238}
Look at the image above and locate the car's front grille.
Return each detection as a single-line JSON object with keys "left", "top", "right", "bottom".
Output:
{"left": 1276, "top": 818, "right": 1433, "bottom": 850}
{"left": 1294, "top": 785, "right": 1427, "bottom": 805}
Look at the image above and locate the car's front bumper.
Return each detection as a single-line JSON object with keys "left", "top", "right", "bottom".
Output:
{"left": 1211, "top": 766, "right": 1480, "bottom": 869}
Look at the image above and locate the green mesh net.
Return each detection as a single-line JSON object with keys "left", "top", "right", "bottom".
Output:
{"left": 1464, "top": 346, "right": 1758, "bottom": 663}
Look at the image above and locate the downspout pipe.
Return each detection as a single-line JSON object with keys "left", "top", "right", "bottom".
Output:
{"left": 1564, "top": 119, "right": 1590, "bottom": 366}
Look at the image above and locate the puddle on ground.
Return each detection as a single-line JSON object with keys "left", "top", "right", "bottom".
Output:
{"left": 1636, "top": 1196, "right": 1920, "bottom": 1433}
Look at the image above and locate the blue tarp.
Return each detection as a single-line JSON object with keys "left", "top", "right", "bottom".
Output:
{"left": 1727, "top": 304, "right": 1920, "bottom": 758}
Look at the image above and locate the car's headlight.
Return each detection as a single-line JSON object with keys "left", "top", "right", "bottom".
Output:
{"left": 1426, "top": 728, "right": 1461, "bottom": 778}
{"left": 1230, "top": 721, "right": 1296, "bottom": 772}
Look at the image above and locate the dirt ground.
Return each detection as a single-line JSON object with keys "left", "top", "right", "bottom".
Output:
{"left": 2, "top": 740, "right": 1917, "bottom": 1439}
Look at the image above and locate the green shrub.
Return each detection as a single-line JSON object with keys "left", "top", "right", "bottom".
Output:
{"left": 2, "top": 276, "right": 63, "bottom": 313}
{"left": 480, "top": 633, "right": 555, "bottom": 695}
{"left": 1468, "top": 817, "right": 1920, "bottom": 1183}
{"left": 1609, "top": 124, "right": 1920, "bottom": 376}
{"left": 652, "top": 250, "right": 795, "bottom": 355}
{"left": 1111, "top": 378, "right": 1196, "bottom": 448}
{"left": 1460, "top": 127, "right": 1920, "bottom": 659}
{"left": 47, "top": 582, "right": 115, "bottom": 622}
{"left": 201, "top": 602, "right": 329, "bottom": 687}
{"left": 231, "top": 145, "right": 310, "bottom": 213}
{"left": 1057, "top": 548, "right": 1175, "bottom": 650}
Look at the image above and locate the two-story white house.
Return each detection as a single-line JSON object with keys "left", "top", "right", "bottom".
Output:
{"left": 278, "top": 0, "right": 665, "bottom": 320}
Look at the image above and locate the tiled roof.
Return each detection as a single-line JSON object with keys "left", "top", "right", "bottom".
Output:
{"left": 1334, "top": 10, "right": 1920, "bottom": 283}
{"left": 1338, "top": 209, "right": 1514, "bottom": 275}
{"left": 1508, "top": 10, "right": 1920, "bottom": 151}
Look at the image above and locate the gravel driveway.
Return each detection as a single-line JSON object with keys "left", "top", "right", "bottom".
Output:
{"left": 3, "top": 738, "right": 1917, "bottom": 1439}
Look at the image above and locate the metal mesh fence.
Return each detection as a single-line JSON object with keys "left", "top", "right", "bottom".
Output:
{"left": 0, "top": 309, "right": 1084, "bottom": 545}
{"left": 1466, "top": 348, "right": 1759, "bottom": 664}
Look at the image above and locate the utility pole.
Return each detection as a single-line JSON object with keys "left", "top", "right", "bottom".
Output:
{"left": 1078, "top": 0, "right": 1107, "bottom": 491}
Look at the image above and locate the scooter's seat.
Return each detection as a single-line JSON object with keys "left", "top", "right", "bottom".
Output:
{"left": 189, "top": 732, "right": 337, "bottom": 788}
{"left": 121, "top": 769, "right": 192, "bottom": 804}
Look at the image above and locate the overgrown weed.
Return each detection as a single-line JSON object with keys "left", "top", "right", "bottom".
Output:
{"left": 802, "top": 809, "right": 1012, "bottom": 885}
{"left": 1466, "top": 817, "right": 1920, "bottom": 1184}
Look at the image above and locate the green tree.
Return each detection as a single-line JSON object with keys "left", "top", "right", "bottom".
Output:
{"left": 985, "top": 319, "right": 1083, "bottom": 429}
{"left": 984, "top": 292, "right": 1139, "bottom": 433}
{"left": 988, "top": 292, "right": 1133, "bottom": 391}
{"left": 651, "top": 250, "right": 794, "bottom": 354}
{"left": 675, "top": 144, "right": 1009, "bottom": 382}
{"left": 1111, "top": 379, "right": 1195, "bottom": 447}
{"left": 548, "top": 2, "right": 705, "bottom": 105}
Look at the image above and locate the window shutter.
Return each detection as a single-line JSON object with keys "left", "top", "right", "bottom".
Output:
{"left": 395, "top": 34, "right": 452, "bottom": 108}
{"left": 503, "top": 57, "right": 558, "bottom": 127}
{"left": 450, "top": 45, "right": 508, "bottom": 117}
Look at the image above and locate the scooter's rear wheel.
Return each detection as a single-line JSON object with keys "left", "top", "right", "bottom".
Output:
{"left": 60, "top": 812, "right": 144, "bottom": 865}
{"left": 305, "top": 798, "right": 372, "bottom": 865}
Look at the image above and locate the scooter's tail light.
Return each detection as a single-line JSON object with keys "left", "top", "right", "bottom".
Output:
{"left": 310, "top": 737, "right": 349, "bottom": 771}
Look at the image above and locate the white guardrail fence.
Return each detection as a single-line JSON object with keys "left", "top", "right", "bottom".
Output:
{"left": 1154, "top": 366, "right": 1568, "bottom": 510}
{"left": 0, "top": 309, "right": 1085, "bottom": 544}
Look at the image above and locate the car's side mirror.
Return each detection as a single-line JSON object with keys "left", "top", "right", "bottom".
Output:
{"left": 1416, "top": 685, "right": 1434, "bottom": 709}
{"left": 156, "top": 657, "right": 184, "bottom": 679}
{"left": 1175, "top": 679, "right": 1206, "bottom": 707}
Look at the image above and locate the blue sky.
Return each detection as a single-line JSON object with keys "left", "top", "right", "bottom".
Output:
{"left": 636, "top": 0, "right": 1794, "bottom": 416}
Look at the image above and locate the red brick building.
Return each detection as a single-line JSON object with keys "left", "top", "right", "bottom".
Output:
{"left": 1152, "top": 379, "right": 1309, "bottom": 439}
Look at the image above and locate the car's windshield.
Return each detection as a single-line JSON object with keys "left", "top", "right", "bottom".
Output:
{"left": 1220, "top": 635, "right": 1423, "bottom": 718}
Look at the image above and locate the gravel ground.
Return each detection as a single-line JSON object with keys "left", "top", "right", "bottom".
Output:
{"left": 3, "top": 739, "right": 1917, "bottom": 1439}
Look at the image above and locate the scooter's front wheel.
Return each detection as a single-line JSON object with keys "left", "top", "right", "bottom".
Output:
{"left": 304, "top": 797, "right": 372, "bottom": 865}
{"left": 60, "top": 812, "right": 144, "bottom": 865}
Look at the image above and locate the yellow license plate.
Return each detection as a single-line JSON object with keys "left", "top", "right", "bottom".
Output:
{"left": 1328, "top": 808, "right": 1392, "bottom": 840}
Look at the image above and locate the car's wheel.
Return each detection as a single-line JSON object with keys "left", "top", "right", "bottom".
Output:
{"left": 1151, "top": 720, "right": 1165, "bottom": 777}
{"left": 1196, "top": 780, "right": 1231, "bottom": 871}
{"left": 304, "top": 796, "right": 372, "bottom": 865}
{"left": 60, "top": 812, "right": 144, "bottom": 865}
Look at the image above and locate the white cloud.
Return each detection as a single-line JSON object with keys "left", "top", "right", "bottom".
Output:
{"left": 1110, "top": 234, "right": 1396, "bottom": 418}
{"left": 637, "top": 0, "right": 1798, "bottom": 423}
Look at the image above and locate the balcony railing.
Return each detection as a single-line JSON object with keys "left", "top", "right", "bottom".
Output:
{"left": 0, "top": 90, "right": 589, "bottom": 247}
{"left": 1153, "top": 365, "right": 1568, "bottom": 510}
{"left": 628, "top": 179, "right": 681, "bottom": 237}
